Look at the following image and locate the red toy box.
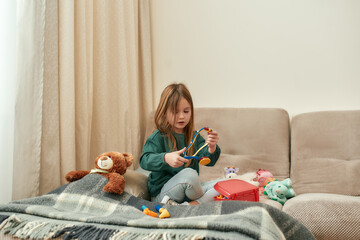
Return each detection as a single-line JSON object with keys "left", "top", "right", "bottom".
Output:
{"left": 214, "top": 179, "right": 259, "bottom": 202}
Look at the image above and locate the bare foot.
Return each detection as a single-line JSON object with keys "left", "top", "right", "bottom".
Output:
{"left": 189, "top": 201, "right": 200, "bottom": 205}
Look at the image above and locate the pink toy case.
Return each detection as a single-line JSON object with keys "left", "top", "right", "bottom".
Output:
{"left": 214, "top": 179, "right": 259, "bottom": 202}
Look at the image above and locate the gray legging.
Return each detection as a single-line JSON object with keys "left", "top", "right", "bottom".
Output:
{"left": 152, "top": 168, "right": 225, "bottom": 204}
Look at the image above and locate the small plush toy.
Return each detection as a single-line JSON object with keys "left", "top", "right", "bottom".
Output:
{"left": 263, "top": 178, "right": 296, "bottom": 205}
{"left": 253, "top": 169, "right": 274, "bottom": 187}
{"left": 224, "top": 166, "right": 239, "bottom": 178}
{"left": 65, "top": 151, "right": 133, "bottom": 195}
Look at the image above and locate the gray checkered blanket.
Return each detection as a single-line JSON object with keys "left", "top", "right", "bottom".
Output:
{"left": 0, "top": 174, "right": 314, "bottom": 239}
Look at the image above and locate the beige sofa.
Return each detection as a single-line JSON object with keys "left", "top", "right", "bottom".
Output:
{"left": 127, "top": 108, "right": 360, "bottom": 240}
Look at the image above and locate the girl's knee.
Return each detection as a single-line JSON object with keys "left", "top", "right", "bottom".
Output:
{"left": 179, "top": 168, "right": 199, "bottom": 184}
{"left": 180, "top": 168, "right": 198, "bottom": 177}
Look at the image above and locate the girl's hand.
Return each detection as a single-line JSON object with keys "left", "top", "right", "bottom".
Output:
{"left": 207, "top": 131, "right": 219, "bottom": 153}
{"left": 164, "top": 147, "right": 189, "bottom": 168}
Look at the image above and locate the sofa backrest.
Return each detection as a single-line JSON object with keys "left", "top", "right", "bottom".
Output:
{"left": 141, "top": 108, "right": 291, "bottom": 182}
{"left": 291, "top": 110, "right": 360, "bottom": 196}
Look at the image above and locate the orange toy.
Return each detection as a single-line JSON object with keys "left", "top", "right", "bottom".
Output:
{"left": 142, "top": 205, "right": 158, "bottom": 218}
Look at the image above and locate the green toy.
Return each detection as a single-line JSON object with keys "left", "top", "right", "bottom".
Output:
{"left": 263, "top": 178, "right": 296, "bottom": 205}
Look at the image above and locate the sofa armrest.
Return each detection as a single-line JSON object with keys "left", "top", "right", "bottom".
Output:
{"left": 283, "top": 193, "right": 360, "bottom": 240}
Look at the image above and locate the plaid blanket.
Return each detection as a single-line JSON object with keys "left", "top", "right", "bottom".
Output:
{"left": 0, "top": 174, "right": 314, "bottom": 240}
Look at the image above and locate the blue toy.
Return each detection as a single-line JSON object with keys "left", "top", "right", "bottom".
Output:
{"left": 155, "top": 205, "right": 170, "bottom": 219}
{"left": 183, "top": 127, "right": 213, "bottom": 167}
{"left": 263, "top": 178, "right": 296, "bottom": 205}
{"left": 141, "top": 205, "right": 157, "bottom": 217}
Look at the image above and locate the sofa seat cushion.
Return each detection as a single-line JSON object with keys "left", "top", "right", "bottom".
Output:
{"left": 199, "top": 153, "right": 289, "bottom": 182}
{"left": 291, "top": 110, "right": 360, "bottom": 195}
{"left": 259, "top": 195, "right": 283, "bottom": 210}
{"left": 283, "top": 193, "right": 360, "bottom": 240}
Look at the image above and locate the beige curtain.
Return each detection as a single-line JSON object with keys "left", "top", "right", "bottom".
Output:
{"left": 13, "top": 0, "right": 153, "bottom": 200}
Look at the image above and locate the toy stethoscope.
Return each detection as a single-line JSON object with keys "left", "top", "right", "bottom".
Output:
{"left": 182, "top": 127, "right": 213, "bottom": 167}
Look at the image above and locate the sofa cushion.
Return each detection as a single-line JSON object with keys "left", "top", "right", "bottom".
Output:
{"left": 123, "top": 170, "right": 150, "bottom": 200}
{"left": 283, "top": 193, "right": 360, "bottom": 240}
{"left": 199, "top": 153, "right": 288, "bottom": 182}
{"left": 291, "top": 110, "right": 360, "bottom": 195}
{"left": 259, "top": 195, "right": 283, "bottom": 210}
{"left": 196, "top": 108, "right": 290, "bottom": 181}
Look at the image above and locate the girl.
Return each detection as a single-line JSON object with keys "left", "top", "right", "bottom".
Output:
{"left": 139, "top": 83, "right": 221, "bottom": 205}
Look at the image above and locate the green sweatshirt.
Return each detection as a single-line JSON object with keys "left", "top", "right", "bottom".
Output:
{"left": 139, "top": 129, "right": 221, "bottom": 197}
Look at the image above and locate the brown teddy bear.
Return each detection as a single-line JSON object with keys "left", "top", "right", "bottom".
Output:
{"left": 65, "top": 151, "right": 133, "bottom": 195}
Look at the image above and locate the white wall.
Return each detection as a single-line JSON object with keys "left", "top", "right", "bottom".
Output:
{"left": 1, "top": 1, "right": 360, "bottom": 202}
{"left": 150, "top": 0, "right": 360, "bottom": 117}
{"left": 0, "top": 0, "right": 16, "bottom": 203}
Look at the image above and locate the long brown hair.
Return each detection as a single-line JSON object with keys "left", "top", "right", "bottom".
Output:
{"left": 154, "top": 83, "right": 194, "bottom": 155}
